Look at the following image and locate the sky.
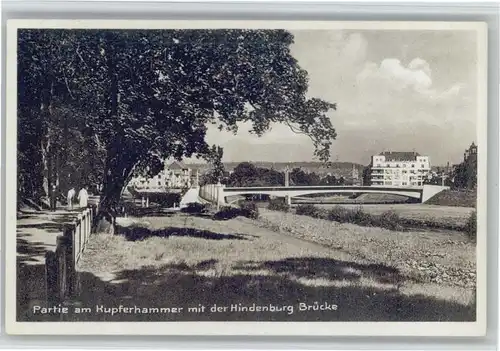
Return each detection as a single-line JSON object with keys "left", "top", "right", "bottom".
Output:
{"left": 199, "top": 29, "right": 479, "bottom": 166}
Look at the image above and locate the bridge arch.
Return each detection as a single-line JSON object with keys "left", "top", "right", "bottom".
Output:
{"left": 221, "top": 186, "right": 424, "bottom": 205}
{"left": 199, "top": 184, "right": 449, "bottom": 205}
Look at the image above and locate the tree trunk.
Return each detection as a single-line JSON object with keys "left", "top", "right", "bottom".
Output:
{"left": 40, "top": 74, "right": 55, "bottom": 206}
{"left": 96, "top": 153, "right": 136, "bottom": 234}
{"left": 95, "top": 32, "right": 140, "bottom": 234}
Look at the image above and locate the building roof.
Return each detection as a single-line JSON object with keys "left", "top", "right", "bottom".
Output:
{"left": 378, "top": 151, "right": 421, "bottom": 161}
{"left": 168, "top": 160, "right": 188, "bottom": 170}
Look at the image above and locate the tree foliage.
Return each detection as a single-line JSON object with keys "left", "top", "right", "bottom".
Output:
{"left": 449, "top": 143, "right": 477, "bottom": 190}
{"left": 226, "top": 162, "right": 350, "bottom": 187}
{"left": 201, "top": 145, "right": 226, "bottom": 184}
{"left": 18, "top": 29, "right": 337, "bottom": 214}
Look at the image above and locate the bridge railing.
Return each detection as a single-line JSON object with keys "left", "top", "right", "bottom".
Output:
{"left": 198, "top": 184, "right": 449, "bottom": 205}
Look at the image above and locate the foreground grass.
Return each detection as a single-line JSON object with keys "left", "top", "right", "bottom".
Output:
{"left": 70, "top": 213, "right": 475, "bottom": 322}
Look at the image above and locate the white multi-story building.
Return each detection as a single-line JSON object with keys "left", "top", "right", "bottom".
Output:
{"left": 370, "top": 151, "right": 431, "bottom": 187}
{"left": 128, "top": 161, "right": 195, "bottom": 191}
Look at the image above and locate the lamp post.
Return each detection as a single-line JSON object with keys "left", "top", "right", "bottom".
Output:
{"left": 284, "top": 165, "right": 291, "bottom": 205}
{"left": 284, "top": 166, "right": 290, "bottom": 187}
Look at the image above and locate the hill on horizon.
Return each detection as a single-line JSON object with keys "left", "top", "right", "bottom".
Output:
{"left": 185, "top": 161, "right": 365, "bottom": 177}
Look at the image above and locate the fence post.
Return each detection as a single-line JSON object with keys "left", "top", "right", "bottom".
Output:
{"left": 74, "top": 219, "right": 81, "bottom": 264}
{"left": 82, "top": 212, "right": 87, "bottom": 247}
{"left": 84, "top": 209, "right": 89, "bottom": 243}
{"left": 78, "top": 214, "right": 83, "bottom": 258}
{"left": 62, "top": 225, "right": 76, "bottom": 298}
{"left": 90, "top": 204, "right": 97, "bottom": 233}
{"left": 45, "top": 251, "right": 59, "bottom": 306}
{"left": 85, "top": 210, "right": 90, "bottom": 243}
{"left": 88, "top": 208, "right": 91, "bottom": 241}
{"left": 55, "top": 235, "right": 68, "bottom": 301}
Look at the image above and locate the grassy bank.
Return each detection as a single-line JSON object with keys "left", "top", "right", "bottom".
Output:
{"left": 252, "top": 208, "right": 476, "bottom": 290}
{"left": 425, "top": 189, "right": 477, "bottom": 208}
{"left": 268, "top": 199, "right": 476, "bottom": 240}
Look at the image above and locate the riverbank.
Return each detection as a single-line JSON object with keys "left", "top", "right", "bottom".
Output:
{"left": 251, "top": 208, "right": 476, "bottom": 290}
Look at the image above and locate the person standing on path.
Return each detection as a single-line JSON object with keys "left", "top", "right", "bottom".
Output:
{"left": 77, "top": 186, "right": 89, "bottom": 208}
{"left": 67, "top": 188, "right": 76, "bottom": 210}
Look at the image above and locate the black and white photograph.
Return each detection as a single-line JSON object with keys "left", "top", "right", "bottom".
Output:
{"left": 6, "top": 20, "right": 487, "bottom": 336}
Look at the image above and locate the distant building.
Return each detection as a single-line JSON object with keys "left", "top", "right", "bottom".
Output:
{"left": 128, "top": 161, "right": 194, "bottom": 190}
{"left": 370, "top": 151, "right": 431, "bottom": 187}
{"left": 452, "top": 142, "right": 477, "bottom": 189}
{"left": 464, "top": 142, "right": 478, "bottom": 164}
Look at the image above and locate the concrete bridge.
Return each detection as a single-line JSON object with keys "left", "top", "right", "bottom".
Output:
{"left": 199, "top": 184, "right": 450, "bottom": 205}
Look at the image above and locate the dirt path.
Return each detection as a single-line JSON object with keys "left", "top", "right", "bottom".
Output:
{"left": 16, "top": 202, "right": 99, "bottom": 322}
{"left": 70, "top": 213, "right": 475, "bottom": 322}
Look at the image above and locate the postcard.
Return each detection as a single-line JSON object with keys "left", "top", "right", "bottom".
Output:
{"left": 5, "top": 19, "right": 488, "bottom": 336}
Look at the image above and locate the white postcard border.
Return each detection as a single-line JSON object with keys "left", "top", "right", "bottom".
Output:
{"left": 5, "top": 19, "right": 489, "bottom": 336}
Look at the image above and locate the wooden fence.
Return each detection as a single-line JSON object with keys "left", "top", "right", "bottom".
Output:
{"left": 45, "top": 204, "right": 99, "bottom": 304}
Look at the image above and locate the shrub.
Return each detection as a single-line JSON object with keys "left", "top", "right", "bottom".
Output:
{"left": 327, "top": 206, "right": 350, "bottom": 222}
{"left": 374, "top": 210, "right": 403, "bottom": 230}
{"left": 314, "top": 209, "right": 329, "bottom": 220}
{"left": 181, "top": 202, "right": 208, "bottom": 214}
{"left": 213, "top": 206, "right": 241, "bottom": 220}
{"left": 295, "top": 204, "right": 318, "bottom": 217}
{"left": 326, "top": 206, "right": 404, "bottom": 230}
{"left": 239, "top": 201, "right": 260, "bottom": 219}
{"left": 213, "top": 202, "right": 259, "bottom": 220}
{"left": 465, "top": 210, "right": 477, "bottom": 241}
{"left": 268, "top": 198, "right": 290, "bottom": 212}
{"left": 351, "top": 206, "right": 372, "bottom": 226}
{"left": 296, "top": 204, "right": 415, "bottom": 232}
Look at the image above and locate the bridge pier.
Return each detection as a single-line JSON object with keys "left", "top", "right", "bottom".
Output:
{"left": 421, "top": 184, "right": 450, "bottom": 203}
{"left": 216, "top": 182, "right": 226, "bottom": 210}
{"left": 285, "top": 195, "right": 291, "bottom": 206}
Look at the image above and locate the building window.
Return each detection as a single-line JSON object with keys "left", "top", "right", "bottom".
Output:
{"left": 411, "top": 164, "right": 415, "bottom": 168}
{"left": 421, "top": 164, "right": 425, "bottom": 168}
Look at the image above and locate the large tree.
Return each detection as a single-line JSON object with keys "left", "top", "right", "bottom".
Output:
{"left": 18, "top": 29, "right": 337, "bottom": 220}
{"left": 18, "top": 30, "right": 106, "bottom": 205}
